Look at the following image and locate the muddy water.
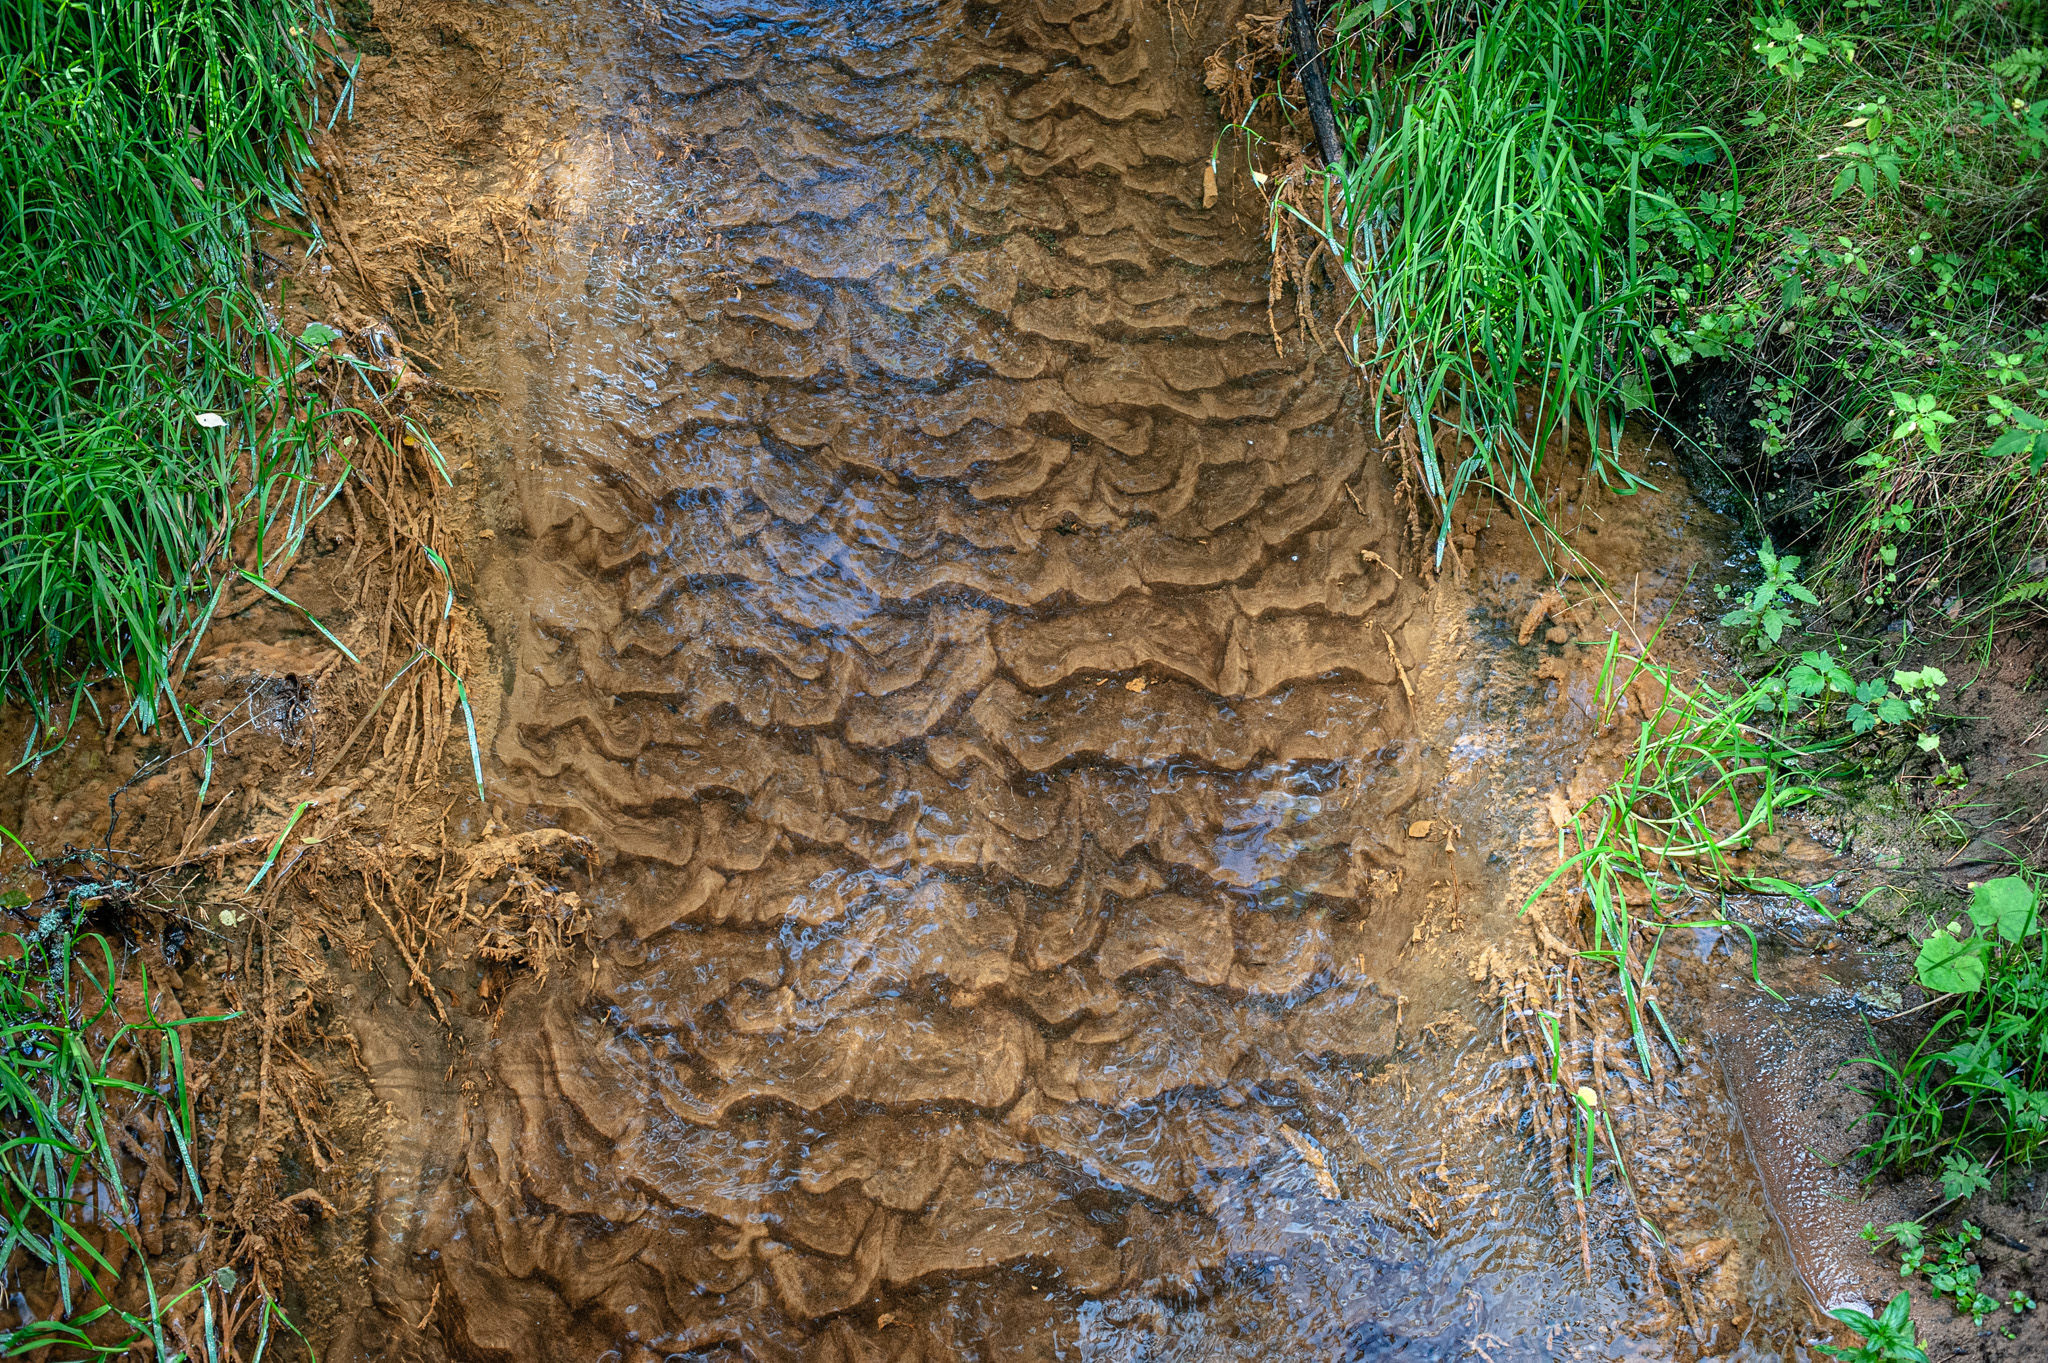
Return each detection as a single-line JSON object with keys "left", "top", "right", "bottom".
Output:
{"left": 326, "top": 2, "right": 1828, "bottom": 1359}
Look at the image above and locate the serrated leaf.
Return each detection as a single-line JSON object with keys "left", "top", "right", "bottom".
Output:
{"left": 1939, "top": 1153, "right": 1991, "bottom": 1200}
{"left": 1877, "top": 695, "right": 1912, "bottom": 724}
{"left": 1915, "top": 929, "right": 1990, "bottom": 994}
{"left": 1849, "top": 703, "right": 1876, "bottom": 733}
{"left": 1970, "top": 876, "right": 2038, "bottom": 942}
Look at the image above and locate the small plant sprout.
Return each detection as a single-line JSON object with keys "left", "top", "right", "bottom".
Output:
{"left": 1888, "top": 392, "right": 1958, "bottom": 455}
{"left": 1815, "top": 1291, "right": 1928, "bottom": 1363}
{"left": 1751, "top": 14, "right": 1856, "bottom": 82}
{"left": 1574, "top": 1085, "right": 1600, "bottom": 1195}
{"left": 1937, "top": 1153, "right": 1991, "bottom": 1201}
{"left": 1719, "top": 541, "right": 1819, "bottom": 651}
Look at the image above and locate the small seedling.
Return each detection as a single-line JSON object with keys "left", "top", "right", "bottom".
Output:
{"left": 1866, "top": 1221, "right": 2039, "bottom": 1328}
{"left": 1816, "top": 1291, "right": 1927, "bottom": 1363}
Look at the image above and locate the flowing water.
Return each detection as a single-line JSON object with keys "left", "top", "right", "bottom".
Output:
{"left": 311, "top": 2, "right": 1854, "bottom": 1357}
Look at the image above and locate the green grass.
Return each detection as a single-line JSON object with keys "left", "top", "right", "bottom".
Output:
{"left": 1852, "top": 873, "right": 2048, "bottom": 1183}
{"left": 1649, "top": 1, "right": 2048, "bottom": 613}
{"left": 1244, "top": 0, "right": 2048, "bottom": 606}
{"left": 0, "top": 832, "right": 302, "bottom": 1358}
{"left": 1245, "top": 0, "right": 1725, "bottom": 562}
{"left": 1526, "top": 627, "right": 1830, "bottom": 1073}
{"left": 0, "top": 0, "right": 350, "bottom": 733}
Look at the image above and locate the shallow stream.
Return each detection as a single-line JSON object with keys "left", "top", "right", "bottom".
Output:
{"left": 301, "top": 2, "right": 1870, "bottom": 1357}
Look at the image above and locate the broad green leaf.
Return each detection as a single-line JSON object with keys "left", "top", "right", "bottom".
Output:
{"left": 1876, "top": 696, "right": 1912, "bottom": 724}
{"left": 1914, "top": 929, "right": 1989, "bottom": 994}
{"left": 300, "top": 321, "right": 343, "bottom": 347}
{"left": 1894, "top": 666, "right": 1946, "bottom": 691}
{"left": 1969, "top": 876, "right": 2038, "bottom": 942}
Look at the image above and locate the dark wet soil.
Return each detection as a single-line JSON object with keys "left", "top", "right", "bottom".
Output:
{"left": 7, "top": 1, "right": 2048, "bottom": 1361}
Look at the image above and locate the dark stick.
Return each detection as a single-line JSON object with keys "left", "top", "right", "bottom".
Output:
{"left": 1288, "top": 0, "right": 1346, "bottom": 171}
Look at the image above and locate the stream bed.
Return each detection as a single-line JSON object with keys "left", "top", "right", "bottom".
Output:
{"left": 250, "top": 0, "right": 1898, "bottom": 1357}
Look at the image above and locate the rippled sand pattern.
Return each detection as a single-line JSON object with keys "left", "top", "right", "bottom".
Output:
{"left": 419, "top": 1, "right": 1445, "bottom": 1355}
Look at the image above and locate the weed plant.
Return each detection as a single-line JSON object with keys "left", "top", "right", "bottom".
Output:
{"left": 1853, "top": 874, "right": 2048, "bottom": 1181}
{"left": 0, "top": 1, "right": 349, "bottom": 731}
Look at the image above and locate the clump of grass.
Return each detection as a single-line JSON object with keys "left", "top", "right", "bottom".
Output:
{"left": 0, "top": 1, "right": 350, "bottom": 731}
{"left": 1527, "top": 630, "right": 1831, "bottom": 1070}
{"left": 0, "top": 835, "right": 300, "bottom": 1357}
{"left": 1240, "top": 0, "right": 1725, "bottom": 560}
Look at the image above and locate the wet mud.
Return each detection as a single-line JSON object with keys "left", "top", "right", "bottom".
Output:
{"left": 357, "top": 2, "right": 1444, "bottom": 1354}
{"left": 283, "top": 0, "right": 1820, "bottom": 1356}
{"left": 4, "top": 0, "right": 1988, "bottom": 1359}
